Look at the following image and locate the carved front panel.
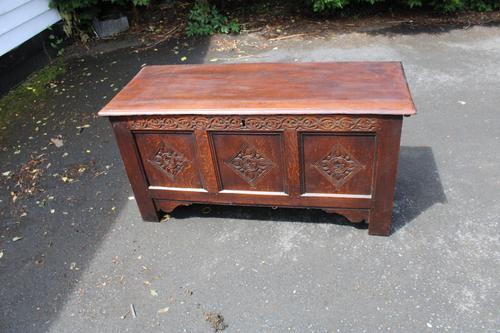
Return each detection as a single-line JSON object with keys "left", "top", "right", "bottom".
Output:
{"left": 225, "top": 144, "right": 275, "bottom": 185}
{"left": 301, "top": 133, "right": 376, "bottom": 195}
{"left": 135, "top": 133, "right": 203, "bottom": 189}
{"left": 211, "top": 132, "right": 285, "bottom": 193}
{"left": 313, "top": 143, "right": 364, "bottom": 190}
{"left": 148, "top": 143, "right": 188, "bottom": 180}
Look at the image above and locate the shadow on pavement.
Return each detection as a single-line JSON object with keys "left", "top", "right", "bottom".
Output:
{"left": 367, "top": 20, "right": 500, "bottom": 36}
{"left": 393, "top": 146, "right": 447, "bottom": 232}
{"left": 172, "top": 203, "right": 369, "bottom": 230}
{"left": 0, "top": 36, "right": 211, "bottom": 333}
{"left": 170, "top": 146, "right": 446, "bottom": 235}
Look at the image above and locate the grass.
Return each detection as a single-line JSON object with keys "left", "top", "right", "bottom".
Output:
{"left": 0, "top": 60, "right": 66, "bottom": 130}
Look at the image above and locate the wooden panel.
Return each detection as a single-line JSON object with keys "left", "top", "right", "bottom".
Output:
{"left": 151, "top": 191, "right": 371, "bottom": 209}
{"left": 98, "top": 62, "right": 416, "bottom": 116}
{"left": 134, "top": 132, "right": 203, "bottom": 189}
{"left": 369, "top": 116, "right": 403, "bottom": 236}
{"left": 111, "top": 119, "right": 160, "bottom": 222}
{"left": 193, "top": 130, "right": 219, "bottom": 193}
{"left": 283, "top": 130, "right": 301, "bottom": 198}
{"left": 211, "top": 132, "right": 285, "bottom": 193}
{"left": 126, "top": 115, "right": 380, "bottom": 132}
{"left": 301, "top": 133, "right": 375, "bottom": 196}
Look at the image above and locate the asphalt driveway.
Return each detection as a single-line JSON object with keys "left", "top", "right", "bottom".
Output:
{"left": 0, "top": 24, "right": 499, "bottom": 332}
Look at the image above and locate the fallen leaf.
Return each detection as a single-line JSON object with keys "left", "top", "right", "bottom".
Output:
{"left": 2, "top": 171, "right": 11, "bottom": 177}
{"left": 130, "top": 304, "right": 137, "bottom": 319}
{"left": 180, "top": 56, "right": 187, "bottom": 62}
{"left": 204, "top": 312, "right": 227, "bottom": 331}
{"left": 12, "top": 236, "right": 23, "bottom": 242}
{"left": 160, "top": 214, "right": 171, "bottom": 222}
{"left": 157, "top": 307, "right": 169, "bottom": 314}
{"left": 50, "top": 136, "right": 64, "bottom": 148}
{"left": 0, "top": 250, "right": 4, "bottom": 259}
{"left": 150, "top": 289, "right": 158, "bottom": 297}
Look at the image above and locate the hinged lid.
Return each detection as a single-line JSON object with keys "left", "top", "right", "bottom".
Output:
{"left": 98, "top": 62, "right": 416, "bottom": 116}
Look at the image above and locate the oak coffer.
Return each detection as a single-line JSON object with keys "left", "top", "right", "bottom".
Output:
{"left": 99, "top": 62, "right": 416, "bottom": 236}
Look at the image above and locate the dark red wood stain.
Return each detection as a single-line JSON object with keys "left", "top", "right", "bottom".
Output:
{"left": 100, "top": 62, "right": 415, "bottom": 236}
{"left": 99, "top": 62, "right": 416, "bottom": 116}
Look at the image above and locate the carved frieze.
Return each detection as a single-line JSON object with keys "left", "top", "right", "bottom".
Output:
{"left": 129, "top": 116, "right": 378, "bottom": 131}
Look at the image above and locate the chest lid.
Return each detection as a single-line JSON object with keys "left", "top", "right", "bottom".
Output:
{"left": 98, "top": 62, "right": 416, "bottom": 117}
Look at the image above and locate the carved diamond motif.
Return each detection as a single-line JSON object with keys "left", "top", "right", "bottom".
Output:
{"left": 148, "top": 143, "right": 187, "bottom": 180}
{"left": 225, "top": 144, "right": 274, "bottom": 185}
{"left": 314, "top": 143, "right": 364, "bottom": 190}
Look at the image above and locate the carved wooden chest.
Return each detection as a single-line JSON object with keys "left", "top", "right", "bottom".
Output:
{"left": 99, "top": 62, "right": 416, "bottom": 236}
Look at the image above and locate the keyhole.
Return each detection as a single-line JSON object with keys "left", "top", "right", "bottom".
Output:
{"left": 240, "top": 119, "right": 246, "bottom": 127}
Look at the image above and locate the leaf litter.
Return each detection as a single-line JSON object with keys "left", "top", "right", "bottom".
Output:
{"left": 9, "top": 154, "right": 47, "bottom": 201}
{"left": 204, "top": 312, "right": 228, "bottom": 332}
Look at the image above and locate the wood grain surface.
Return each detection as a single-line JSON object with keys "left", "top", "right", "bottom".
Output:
{"left": 102, "top": 62, "right": 415, "bottom": 236}
{"left": 99, "top": 62, "right": 416, "bottom": 116}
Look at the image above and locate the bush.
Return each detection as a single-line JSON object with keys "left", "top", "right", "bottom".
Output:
{"left": 309, "top": 0, "right": 500, "bottom": 13}
{"left": 186, "top": 1, "right": 240, "bottom": 37}
{"left": 49, "top": 0, "right": 150, "bottom": 41}
{"left": 49, "top": 0, "right": 500, "bottom": 42}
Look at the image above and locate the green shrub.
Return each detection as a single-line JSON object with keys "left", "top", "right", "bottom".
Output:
{"left": 186, "top": 1, "right": 240, "bottom": 37}
{"left": 49, "top": 0, "right": 500, "bottom": 42}
{"left": 309, "top": 0, "right": 500, "bottom": 12}
{"left": 49, "top": 0, "right": 150, "bottom": 41}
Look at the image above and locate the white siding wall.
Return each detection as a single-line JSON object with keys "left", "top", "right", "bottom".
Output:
{"left": 0, "top": 0, "right": 61, "bottom": 56}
